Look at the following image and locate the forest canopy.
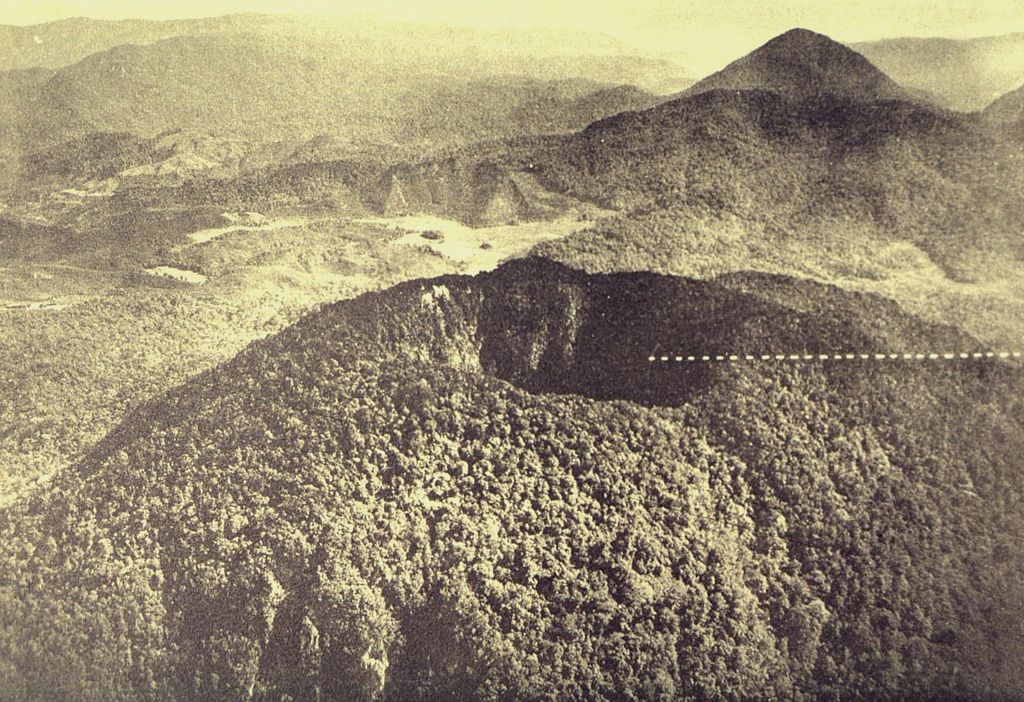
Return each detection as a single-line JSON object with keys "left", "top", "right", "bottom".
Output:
{"left": 0, "top": 260, "right": 1022, "bottom": 701}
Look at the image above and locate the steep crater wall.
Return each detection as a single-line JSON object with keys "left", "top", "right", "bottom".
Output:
{"left": 472, "top": 258, "right": 980, "bottom": 405}
{"left": 301, "top": 258, "right": 983, "bottom": 408}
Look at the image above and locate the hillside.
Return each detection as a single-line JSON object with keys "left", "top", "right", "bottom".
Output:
{"left": 0, "top": 258, "right": 1021, "bottom": 701}
{"left": 0, "top": 211, "right": 466, "bottom": 499}
{"left": 0, "top": 15, "right": 692, "bottom": 162}
{"left": 16, "top": 33, "right": 422, "bottom": 146}
{"left": 684, "top": 29, "right": 922, "bottom": 103}
{"left": 983, "top": 83, "right": 1024, "bottom": 130}
{"left": 853, "top": 32, "right": 1024, "bottom": 111}
{"left": 0, "top": 68, "right": 51, "bottom": 167}
{"left": 383, "top": 87, "right": 1024, "bottom": 277}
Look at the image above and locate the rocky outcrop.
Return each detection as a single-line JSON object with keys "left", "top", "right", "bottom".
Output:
{"left": 379, "top": 158, "right": 534, "bottom": 226}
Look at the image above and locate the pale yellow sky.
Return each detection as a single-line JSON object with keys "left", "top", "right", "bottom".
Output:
{"left": 3, "top": 0, "right": 1023, "bottom": 67}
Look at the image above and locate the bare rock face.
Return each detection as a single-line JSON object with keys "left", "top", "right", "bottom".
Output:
{"left": 379, "top": 159, "right": 534, "bottom": 227}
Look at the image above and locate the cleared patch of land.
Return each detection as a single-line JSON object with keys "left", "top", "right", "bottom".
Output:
{"left": 144, "top": 266, "right": 208, "bottom": 284}
{"left": 354, "top": 214, "right": 601, "bottom": 274}
{"left": 187, "top": 217, "right": 306, "bottom": 244}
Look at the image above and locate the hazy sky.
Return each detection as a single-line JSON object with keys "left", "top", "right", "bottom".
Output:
{"left": 4, "top": 0, "right": 1023, "bottom": 67}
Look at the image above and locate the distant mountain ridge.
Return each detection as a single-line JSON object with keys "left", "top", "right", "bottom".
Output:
{"left": 0, "top": 13, "right": 695, "bottom": 91}
{"left": 0, "top": 14, "right": 620, "bottom": 69}
{"left": 853, "top": 32, "right": 1024, "bottom": 111}
{"left": 0, "top": 20, "right": 687, "bottom": 166}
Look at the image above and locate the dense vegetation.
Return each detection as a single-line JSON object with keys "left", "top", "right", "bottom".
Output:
{"left": 533, "top": 92, "right": 1021, "bottom": 274}
{"left": 0, "top": 218, "right": 456, "bottom": 498}
{"left": 384, "top": 91, "right": 1023, "bottom": 277}
{"left": 0, "top": 259, "right": 1021, "bottom": 701}
{"left": 683, "top": 29, "right": 921, "bottom": 103}
{"left": 1, "top": 21, "right": 1022, "bottom": 702}
{"left": 0, "top": 29, "right": 672, "bottom": 164}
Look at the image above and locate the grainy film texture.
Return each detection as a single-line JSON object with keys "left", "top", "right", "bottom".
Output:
{"left": 0, "top": 2, "right": 1023, "bottom": 700}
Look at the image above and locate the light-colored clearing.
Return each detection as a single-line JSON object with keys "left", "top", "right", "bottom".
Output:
{"left": 188, "top": 218, "right": 306, "bottom": 244}
{"left": 354, "top": 214, "right": 596, "bottom": 275}
{"left": 144, "top": 266, "right": 209, "bottom": 284}
{"left": 1, "top": 301, "right": 73, "bottom": 312}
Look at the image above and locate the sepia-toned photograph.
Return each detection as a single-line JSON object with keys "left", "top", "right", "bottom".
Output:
{"left": 0, "top": 0, "right": 1023, "bottom": 699}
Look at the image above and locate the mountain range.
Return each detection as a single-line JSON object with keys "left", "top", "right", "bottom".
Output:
{"left": 0, "top": 14, "right": 694, "bottom": 168}
{"left": 0, "top": 13, "right": 685, "bottom": 80}
{"left": 8, "top": 38, "right": 664, "bottom": 153}
{"left": 1, "top": 18, "right": 1024, "bottom": 702}
{"left": 853, "top": 32, "right": 1024, "bottom": 111}
{"left": 373, "top": 32, "right": 1024, "bottom": 281}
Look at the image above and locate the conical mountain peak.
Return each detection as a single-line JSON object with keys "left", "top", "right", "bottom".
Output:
{"left": 767, "top": 27, "right": 837, "bottom": 45}
{"left": 685, "top": 28, "right": 919, "bottom": 103}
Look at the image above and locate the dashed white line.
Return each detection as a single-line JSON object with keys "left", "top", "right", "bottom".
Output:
{"left": 649, "top": 351, "right": 1023, "bottom": 364}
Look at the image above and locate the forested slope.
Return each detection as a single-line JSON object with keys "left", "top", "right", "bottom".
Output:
{"left": 369, "top": 32, "right": 1023, "bottom": 286}
{"left": 1, "top": 259, "right": 1022, "bottom": 701}
{"left": 0, "top": 24, "right": 676, "bottom": 162}
{"left": 683, "top": 29, "right": 922, "bottom": 103}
